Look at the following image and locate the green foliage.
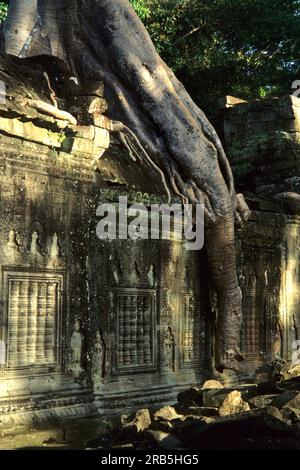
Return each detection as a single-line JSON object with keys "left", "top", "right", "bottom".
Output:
{"left": 130, "top": 0, "right": 150, "bottom": 20}
{"left": 131, "top": 0, "right": 300, "bottom": 117}
{"left": 0, "top": 1, "right": 7, "bottom": 22}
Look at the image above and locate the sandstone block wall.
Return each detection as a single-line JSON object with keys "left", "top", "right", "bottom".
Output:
{"left": 222, "top": 95, "right": 300, "bottom": 378}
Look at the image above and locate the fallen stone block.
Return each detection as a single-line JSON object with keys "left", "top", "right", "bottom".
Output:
{"left": 218, "top": 391, "right": 250, "bottom": 417}
{"left": 175, "top": 405, "right": 218, "bottom": 417}
{"left": 249, "top": 394, "right": 278, "bottom": 409}
{"left": 271, "top": 390, "right": 300, "bottom": 409}
{"left": 201, "top": 380, "right": 224, "bottom": 390}
{"left": 202, "top": 385, "right": 257, "bottom": 408}
{"left": 153, "top": 406, "right": 183, "bottom": 421}
{"left": 177, "top": 387, "right": 202, "bottom": 407}
{"left": 120, "top": 408, "right": 151, "bottom": 435}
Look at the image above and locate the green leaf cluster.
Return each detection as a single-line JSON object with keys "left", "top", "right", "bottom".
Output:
{"left": 0, "top": 1, "right": 7, "bottom": 22}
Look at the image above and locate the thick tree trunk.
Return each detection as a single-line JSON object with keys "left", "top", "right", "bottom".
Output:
{"left": 4, "top": 0, "right": 37, "bottom": 56}
{"left": 3, "top": 0, "right": 249, "bottom": 372}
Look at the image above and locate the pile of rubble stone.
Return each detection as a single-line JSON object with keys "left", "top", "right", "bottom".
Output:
{"left": 88, "top": 360, "right": 300, "bottom": 450}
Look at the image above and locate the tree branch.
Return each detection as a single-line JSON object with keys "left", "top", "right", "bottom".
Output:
{"left": 173, "top": 23, "right": 206, "bottom": 45}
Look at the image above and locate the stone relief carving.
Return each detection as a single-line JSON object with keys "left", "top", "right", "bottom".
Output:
{"left": 69, "top": 319, "right": 84, "bottom": 377}
{"left": 115, "top": 289, "right": 156, "bottom": 373}
{"left": 5, "top": 274, "right": 61, "bottom": 368}
{"left": 5, "top": 230, "right": 21, "bottom": 264}
{"left": 147, "top": 264, "right": 156, "bottom": 288}
{"left": 91, "top": 331, "right": 106, "bottom": 391}
{"left": 274, "top": 319, "right": 283, "bottom": 358}
{"left": 7, "top": 230, "right": 19, "bottom": 252}
{"left": 112, "top": 258, "right": 123, "bottom": 285}
{"left": 30, "top": 231, "right": 41, "bottom": 257}
{"left": 48, "top": 233, "right": 60, "bottom": 266}
{"left": 99, "top": 189, "right": 174, "bottom": 206}
{"left": 112, "top": 252, "right": 157, "bottom": 289}
{"left": 128, "top": 261, "right": 140, "bottom": 286}
{"left": 163, "top": 327, "right": 175, "bottom": 372}
{"left": 183, "top": 296, "right": 195, "bottom": 362}
{"left": 3, "top": 227, "right": 64, "bottom": 269}
{"left": 240, "top": 263, "right": 258, "bottom": 354}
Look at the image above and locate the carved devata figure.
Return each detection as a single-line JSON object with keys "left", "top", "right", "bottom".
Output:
{"left": 163, "top": 327, "right": 175, "bottom": 372}
{"left": 3, "top": 0, "right": 251, "bottom": 371}
{"left": 69, "top": 319, "right": 84, "bottom": 377}
{"left": 91, "top": 331, "right": 106, "bottom": 392}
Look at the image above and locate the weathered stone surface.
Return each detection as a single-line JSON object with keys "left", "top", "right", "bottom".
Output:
{"left": 266, "top": 406, "right": 285, "bottom": 422}
{"left": 219, "top": 95, "right": 247, "bottom": 109}
{"left": 280, "top": 363, "right": 300, "bottom": 381}
{"left": 282, "top": 407, "right": 300, "bottom": 424}
{"left": 149, "top": 419, "right": 173, "bottom": 433}
{"left": 255, "top": 359, "right": 287, "bottom": 384}
{"left": 249, "top": 394, "right": 279, "bottom": 409}
{"left": 183, "top": 411, "right": 300, "bottom": 450}
{"left": 224, "top": 95, "right": 300, "bottom": 198}
{"left": 218, "top": 391, "right": 250, "bottom": 417}
{"left": 0, "top": 116, "right": 64, "bottom": 147}
{"left": 153, "top": 406, "right": 183, "bottom": 421}
{"left": 276, "top": 377, "right": 300, "bottom": 392}
{"left": 201, "top": 380, "right": 224, "bottom": 390}
{"left": 271, "top": 391, "right": 300, "bottom": 409}
{"left": 282, "top": 393, "right": 300, "bottom": 410}
{"left": 67, "top": 96, "right": 108, "bottom": 125}
{"left": 175, "top": 405, "right": 218, "bottom": 417}
{"left": 202, "top": 385, "right": 256, "bottom": 408}
{"left": 121, "top": 409, "right": 151, "bottom": 434}
{"left": 177, "top": 388, "right": 203, "bottom": 407}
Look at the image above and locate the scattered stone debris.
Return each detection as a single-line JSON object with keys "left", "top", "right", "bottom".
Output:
{"left": 88, "top": 365, "right": 300, "bottom": 450}
{"left": 255, "top": 358, "right": 287, "bottom": 384}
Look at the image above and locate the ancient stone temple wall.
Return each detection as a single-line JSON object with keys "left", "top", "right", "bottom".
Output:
{"left": 88, "top": 189, "right": 211, "bottom": 413}
{"left": 0, "top": 56, "right": 212, "bottom": 430}
{"left": 222, "top": 95, "right": 300, "bottom": 378}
